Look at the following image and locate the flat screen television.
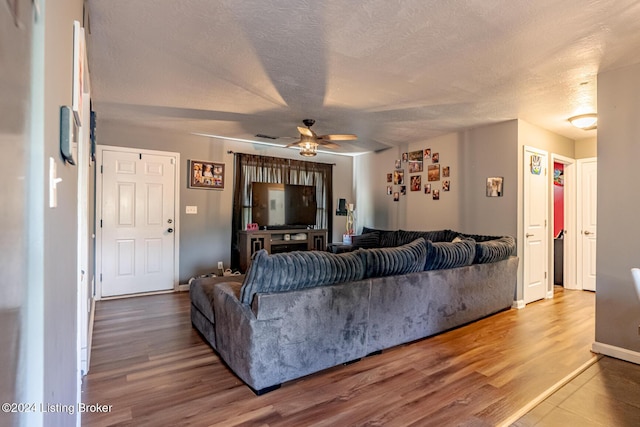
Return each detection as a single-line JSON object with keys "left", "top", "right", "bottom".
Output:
{"left": 251, "top": 182, "right": 317, "bottom": 229}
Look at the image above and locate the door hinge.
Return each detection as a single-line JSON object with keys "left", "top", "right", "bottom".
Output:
{"left": 545, "top": 272, "right": 547, "bottom": 279}
{"left": 100, "top": 219, "right": 103, "bottom": 228}
{"left": 100, "top": 165, "right": 103, "bottom": 174}
{"left": 139, "top": 153, "right": 142, "bottom": 160}
{"left": 100, "top": 273, "right": 102, "bottom": 282}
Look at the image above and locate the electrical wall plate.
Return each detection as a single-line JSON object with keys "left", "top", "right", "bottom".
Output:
{"left": 60, "top": 106, "right": 76, "bottom": 165}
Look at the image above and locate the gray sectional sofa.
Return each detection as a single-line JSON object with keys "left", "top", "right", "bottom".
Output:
{"left": 190, "top": 229, "right": 518, "bottom": 394}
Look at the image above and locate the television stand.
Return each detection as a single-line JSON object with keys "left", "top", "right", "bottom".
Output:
{"left": 238, "top": 229, "right": 328, "bottom": 272}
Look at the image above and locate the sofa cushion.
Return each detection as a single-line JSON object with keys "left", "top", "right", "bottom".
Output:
{"left": 351, "top": 231, "right": 380, "bottom": 249}
{"left": 462, "top": 235, "right": 516, "bottom": 264}
{"left": 239, "top": 249, "right": 366, "bottom": 305}
{"left": 358, "top": 238, "right": 428, "bottom": 278}
{"left": 397, "top": 229, "right": 458, "bottom": 245}
{"left": 424, "top": 236, "right": 476, "bottom": 270}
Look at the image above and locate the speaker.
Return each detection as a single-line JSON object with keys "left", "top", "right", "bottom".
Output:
{"left": 336, "top": 198, "right": 347, "bottom": 216}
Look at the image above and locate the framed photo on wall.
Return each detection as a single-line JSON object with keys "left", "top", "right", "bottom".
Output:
{"left": 189, "top": 160, "right": 224, "bottom": 189}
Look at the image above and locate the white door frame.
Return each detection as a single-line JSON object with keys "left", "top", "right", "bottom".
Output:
{"left": 550, "top": 154, "right": 577, "bottom": 290}
{"left": 577, "top": 157, "right": 598, "bottom": 291}
{"left": 96, "top": 145, "right": 180, "bottom": 300}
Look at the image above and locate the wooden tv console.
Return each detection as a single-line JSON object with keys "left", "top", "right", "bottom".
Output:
{"left": 238, "top": 229, "right": 328, "bottom": 272}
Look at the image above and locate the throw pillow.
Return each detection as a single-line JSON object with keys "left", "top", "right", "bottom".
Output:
{"left": 239, "top": 249, "right": 366, "bottom": 305}
{"left": 351, "top": 231, "right": 380, "bottom": 249}
{"left": 424, "top": 236, "right": 476, "bottom": 270}
{"left": 358, "top": 238, "right": 428, "bottom": 278}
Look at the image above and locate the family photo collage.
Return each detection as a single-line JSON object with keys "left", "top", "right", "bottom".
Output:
{"left": 386, "top": 149, "right": 450, "bottom": 202}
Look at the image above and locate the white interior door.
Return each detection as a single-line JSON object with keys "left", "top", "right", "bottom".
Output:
{"left": 524, "top": 147, "right": 549, "bottom": 304}
{"left": 578, "top": 158, "right": 597, "bottom": 291}
{"left": 100, "top": 148, "right": 178, "bottom": 297}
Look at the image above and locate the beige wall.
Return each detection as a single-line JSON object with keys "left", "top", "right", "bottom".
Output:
{"left": 98, "top": 121, "right": 353, "bottom": 281}
{"left": 575, "top": 136, "right": 597, "bottom": 158}
{"left": 595, "top": 62, "right": 640, "bottom": 355}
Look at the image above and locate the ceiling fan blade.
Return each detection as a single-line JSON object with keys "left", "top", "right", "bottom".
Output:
{"left": 298, "top": 126, "right": 315, "bottom": 137}
{"left": 318, "top": 134, "right": 358, "bottom": 141}
{"left": 318, "top": 141, "right": 340, "bottom": 149}
{"left": 286, "top": 139, "right": 303, "bottom": 148}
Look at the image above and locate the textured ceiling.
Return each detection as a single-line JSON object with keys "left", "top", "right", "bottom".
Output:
{"left": 86, "top": 0, "right": 640, "bottom": 154}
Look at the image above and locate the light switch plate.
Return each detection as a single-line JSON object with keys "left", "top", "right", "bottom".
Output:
{"left": 186, "top": 205, "right": 197, "bottom": 214}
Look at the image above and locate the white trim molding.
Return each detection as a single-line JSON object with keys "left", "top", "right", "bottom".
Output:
{"left": 591, "top": 341, "right": 640, "bottom": 365}
{"left": 512, "top": 300, "right": 526, "bottom": 309}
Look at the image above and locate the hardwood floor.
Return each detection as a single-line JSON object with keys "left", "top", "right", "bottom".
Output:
{"left": 82, "top": 287, "right": 596, "bottom": 426}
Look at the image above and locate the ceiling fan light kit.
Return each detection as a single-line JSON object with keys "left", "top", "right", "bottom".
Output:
{"left": 287, "top": 119, "right": 358, "bottom": 157}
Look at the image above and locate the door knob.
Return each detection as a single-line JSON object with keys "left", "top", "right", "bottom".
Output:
{"left": 168, "top": 219, "right": 173, "bottom": 224}
{"left": 584, "top": 230, "right": 592, "bottom": 235}
{"left": 167, "top": 228, "right": 174, "bottom": 233}
{"left": 526, "top": 233, "right": 534, "bottom": 237}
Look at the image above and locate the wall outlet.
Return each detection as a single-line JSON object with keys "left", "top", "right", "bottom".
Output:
{"left": 186, "top": 205, "right": 198, "bottom": 214}
{"left": 218, "top": 261, "right": 224, "bottom": 270}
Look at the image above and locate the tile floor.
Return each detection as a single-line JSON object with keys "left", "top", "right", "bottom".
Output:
{"left": 512, "top": 356, "right": 640, "bottom": 426}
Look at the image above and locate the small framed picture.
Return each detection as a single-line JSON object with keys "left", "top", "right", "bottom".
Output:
{"left": 433, "top": 189, "right": 440, "bottom": 200}
{"left": 427, "top": 164, "right": 440, "bottom": 182}
{"left": 424, "top": 148, "right": 431, "bottom": 159}
{"left": 442, "top": 166, "right": 450, "bottom": 177}
{"left": 443, "top": 180, "right": 450, "bottom": 191}
{"left": 386, "top": 173, "right": 393, "bottom": 183}
{"left": 400, "top": 185, "right": 407, "bottom": 195}
{"left": 395, "top": 159, "right": 402, "bottom": 169}
{"left": 424, "top": 183, "right": 431, "bottom": 194}
{"left": 410, "top": 175, "right": 422, "bottom": 191}
{"left": 386, "top": 185, "right": 393, "bottom": 195}
{"left": 402, "top": 152, "right": 408, "bottom": 162}
{"left": 393, "top": 169, "right": 405, "bottom": 185}
{"left": 487, "top": 177, "right": 504, "bottom": 197}
{"left": 189, "top": 160, "right": 225, "bottom": 189}
{"left": 432, "top": 152, "right": 440, "bottom": 163}
{"left": 393, "top": 192, "right": 400, "bottom": 202}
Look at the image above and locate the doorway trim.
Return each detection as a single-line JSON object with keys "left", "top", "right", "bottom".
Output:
{"left": 577, "top": 157, "right": 598, "bottom": 291}
{"left": 550, "top": 154, "right": 577, "bottom": 291}
{"left": 95, "top": 145, "right": 181, "bottom": 300}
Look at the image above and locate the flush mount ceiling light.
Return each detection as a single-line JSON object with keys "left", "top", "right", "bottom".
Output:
{"left": 568, "top": 113, "right": 597, "bottom": 130}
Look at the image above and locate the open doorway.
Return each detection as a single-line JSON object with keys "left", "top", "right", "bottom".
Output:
{"left": 551, "top": 154, "right": 576, "bottom": 290}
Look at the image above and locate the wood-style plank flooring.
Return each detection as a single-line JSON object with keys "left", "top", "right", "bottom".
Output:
{"left": 82, "top": 287, "right": 596, "bottom": 426}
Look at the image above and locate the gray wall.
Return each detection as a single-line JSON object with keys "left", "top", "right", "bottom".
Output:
{"left": 354, "top": 146, "right": 406, "bottom": 232}
{"left": 1, "top": 1, "right": 31, "bottom": 424}
{"left": 596, "top": 62, "right": 640, "bottom": 354}
{"left": 8, "top": 1, "right": 85, "bottom": 426}
{"left": 97, "top": 121, "right": 354, "bottom": 283}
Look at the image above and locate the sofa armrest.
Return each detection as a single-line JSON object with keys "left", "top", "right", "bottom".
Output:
{"left": 212, "top": 283, "right": 284, "bottom": 391}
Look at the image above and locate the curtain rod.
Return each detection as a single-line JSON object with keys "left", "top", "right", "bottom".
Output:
{"left": 227, "top": 150, "right": 336, "bottom": 166}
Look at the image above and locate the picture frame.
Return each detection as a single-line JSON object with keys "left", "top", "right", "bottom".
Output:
{"left": 393, "top": 169, "right": 404, "bottom": 185}
{"left": 408, "top": 150, "right": 423, "bottom": 173}
{"left": 427, "top": 164, "right": 440, "bottom": 181}
{"left": 189, "top": 160, "right": 225, "bottom": 189}
{"left": 486, "top": 177, "right": 503, "bottom": 197}
{"left": 424, "top": 183, "right": 431, "bottom": 194}
{"left": 410, "top": 175, "right": 421, "bottom": 191}
{"left": 72, "top": 21, "right": 86, "bottom": 127}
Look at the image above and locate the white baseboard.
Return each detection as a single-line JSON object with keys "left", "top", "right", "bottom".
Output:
{"left": 591, "top": 341, "right": 640, "bottom": 365}
{"left": 512, "top": 300, "right": 525, "bottom": 309}
{"left": 545, "top": 290, "right": 554, "bottom": 299}
{"left": 177, "top": 283, "right": 190, "bottom": 292}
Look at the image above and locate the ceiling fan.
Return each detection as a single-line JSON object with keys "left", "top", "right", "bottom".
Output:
{"left": 286, "top": 119, "right": 357, "bottom": 156}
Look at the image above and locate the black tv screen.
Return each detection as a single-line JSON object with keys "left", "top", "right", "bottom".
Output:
{"left": 251, "top": 183, "right": 317, "bottom": 228}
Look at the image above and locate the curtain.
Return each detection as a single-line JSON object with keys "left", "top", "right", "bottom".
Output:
{"left": 231, "top": 153, "right": 333, "bottom": 268}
